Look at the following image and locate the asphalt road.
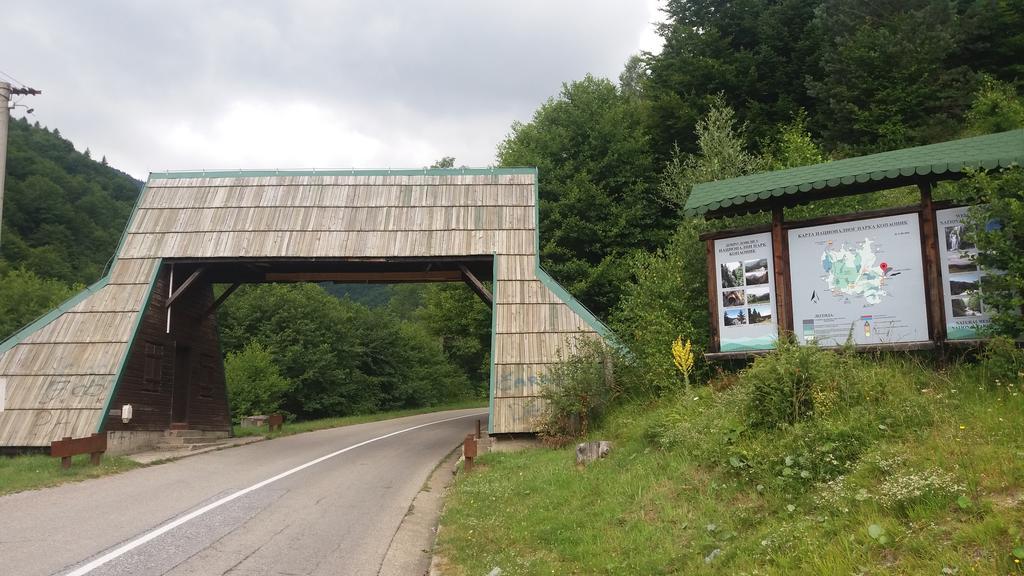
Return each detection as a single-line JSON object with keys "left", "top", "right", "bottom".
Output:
{"left": 0, "top": 408, "right": 487, "bottom": 576}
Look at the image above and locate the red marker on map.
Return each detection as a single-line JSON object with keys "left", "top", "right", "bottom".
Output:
{"left": 880, "top": 262, "right": 888, "bottom": 273}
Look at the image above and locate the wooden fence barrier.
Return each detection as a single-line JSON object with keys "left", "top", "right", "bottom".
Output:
{"left": 51, "top": 433, "right": 107, "bottom": 469}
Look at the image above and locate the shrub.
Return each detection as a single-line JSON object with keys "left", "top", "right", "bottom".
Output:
{"left": 536, "top": 338, "right": 620, "bottom": 444}
{"left": 741, "top": 338, "right": 839, "bottom": 429}
{"left": 225, "top": 341, "right": 292, "bottom": 421}
{"left": 979, "top": 335, "right": 1024, "bottom": 385}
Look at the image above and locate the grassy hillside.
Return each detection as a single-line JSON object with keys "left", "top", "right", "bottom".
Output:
{"left": 438, "top": 343, "right": 1024, "bottom": 575}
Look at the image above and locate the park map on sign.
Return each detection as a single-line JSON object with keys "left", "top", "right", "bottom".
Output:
{"left": 821, "top": 238, "right": 891, "bottom": 305}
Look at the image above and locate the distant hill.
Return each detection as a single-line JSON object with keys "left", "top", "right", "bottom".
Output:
{"left": 1, "top": 117, "right": 142, "bottom": 284}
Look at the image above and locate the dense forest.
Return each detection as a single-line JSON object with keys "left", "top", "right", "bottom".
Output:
{"left": 0, "top": 118, "right": 140, "bottom": 337}
{"left": 2, "top": 0, "right": 1022, "bottom": 423}
{"left": 1, "top": 117, "right": 140, "bottom": 283}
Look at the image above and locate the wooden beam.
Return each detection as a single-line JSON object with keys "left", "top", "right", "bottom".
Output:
{"left": 204, "top": 283, "right": 241, "bottom": 317}
{"left": 771, "top": 206, "right": 793, "bottom": 334}
{"left": 705, "top": 239, "right": 721, "bottom": 353}
{"left": 166, "top": 266, "right": 205, "bottom": 307}
{"left": 459, "top": 264, "right": 493, "bottom": 306}
{"left": 264, "top": 270, "right": 464, "bottom": 283}
{"left": 918, "top": 180, "right": 946, "bottom": 344}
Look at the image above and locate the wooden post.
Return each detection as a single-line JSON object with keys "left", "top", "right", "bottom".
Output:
{"left": 268, "top": 413, "right": 284, "bottom": 432}
{"left": 705, "top": 239, "right": 720, "bottom": 352}
{"left": 771, "top": 206, "right": 792, "bottom": 335}
{"left": 60, "top": 436, "right": 72, "bottom": 470}
{"left": 476, "top": 419, "right": 482, "bottom": 439}
{"left": 463, "top": 433, "right": 477, "bottom": 472}
{"left": 918, "top": 181, "right": 945, "bottom": 346}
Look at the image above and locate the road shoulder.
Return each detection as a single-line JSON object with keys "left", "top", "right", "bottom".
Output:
{"left": 378, "top": 446, "right": 462, "bottom": 576}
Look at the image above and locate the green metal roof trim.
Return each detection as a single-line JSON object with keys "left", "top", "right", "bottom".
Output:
{"left": 148, "top": 167, "right": 538, "bottom": 179}
{"left": 684, "top": 129, "right": 1024, "bottom": 217}
{"left": 97, "top": 258, "right": 164, "bottom": 433}
{"left": 0, "top": 276, "right": 112, "bottom": 356}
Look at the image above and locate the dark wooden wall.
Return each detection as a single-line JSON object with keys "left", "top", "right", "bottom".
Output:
{"left": 104, "top": 265, "right": 231, "bottom": 432}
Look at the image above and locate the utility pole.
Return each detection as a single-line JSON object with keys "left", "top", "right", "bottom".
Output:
{"left": 0, "top": 81, "right": 41, "bottom": 250}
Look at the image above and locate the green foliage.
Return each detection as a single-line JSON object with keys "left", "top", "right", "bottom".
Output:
{"left": 320, "top": 283, "right": 395, "bottom": 308}
{"left": 741, "top": 338, "right": 831, "bottom": 429}
{"left": 611, "top": 220, "right": 712, "bottom": 395}
{"left": 497, "top": 75, "right": 673, "bottom": 316}
{"left": 646, "top": 0, "right": 1024, "bottom": 159}
{"left": 646, "top": 0, "right": 823, "bottom": 159}
{"left": 217, "top": 283, "right": 474, "bottom": 420}
{"left": 413, "top": 283, "right": 492, "bottom": 393}
{"left": 537, "top": 338, "right": 619, "bottom": 442}
{"left": 763, "top": 111, "right": 826, "bottom": 170}
{"left": 807, "top": 0, "right": 975, "bottom": 152}
{"left": 225, "top": 341, "right": 292, "bottom": 420}
{"left": 1, "top": 117, "right": 140, "bottom": 283}
{"left": 950, "top": 168, "right": 1024, "bottom": 337}
{"left": 0, "top": 267, "right": 80, "bottom": 340}
{"left": 978, "top": 336, "right": 1024, "bottom": 385}
{"left": 657, "top": 95, "right": 767, "bottom": 210}
{"left": 963, "top": 76, "right": 1024, "bottom": 136}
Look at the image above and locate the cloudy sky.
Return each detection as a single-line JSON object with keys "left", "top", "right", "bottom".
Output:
{"left": 2, "top": 1, "right": 664, "bottom": 180}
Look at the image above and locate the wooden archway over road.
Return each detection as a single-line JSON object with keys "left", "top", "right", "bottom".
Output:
{"left": 0, "top": 169, "right": 613, "bottom": 450}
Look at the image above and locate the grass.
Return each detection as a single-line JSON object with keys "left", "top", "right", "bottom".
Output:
{"left": 0, "top": 454, "right": 141, "bottom": 496}
{"left": 438, "top": 353, "right": 1024, "bottom": 575}
{"left": 231, "top": 399, "right": 487, "bottom": 439}
{"left": 0, "top": 400, "right": 486, "bottom": 497}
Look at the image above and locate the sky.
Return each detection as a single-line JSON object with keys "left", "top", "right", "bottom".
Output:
{"left": 2, "top": 1, "right": 664, "bottom": 180}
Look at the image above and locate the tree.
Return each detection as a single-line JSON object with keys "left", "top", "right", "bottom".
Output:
{"left": 430, "top": 156, "right": 456, "bottom": 169}
{"left": 963, "top": 76, "right": 1024, "bottom": 136}
{"left": 645, "top": 0, "right": 823, "bottom": 159}
{"left": 414, "top": 284, "right": 492, "bottom": 394}
{"left": 658, "top": 95, "right": 767, "bottom": 210}
{"left": 225, "top": 341, "right": 292, "bottom": 420}
{"left": 218, "top": 283, "right": 475, "bottom": 419}
{"left": 0, "top": 267, "right": 79, "bottom": 339}
{"left": 497, "top": 75, "right": 672, "bottom": 316}
{"left": 807, "top": 0, "right": 975, "bottom": 152}
{"left": 2, "top": 119, "right": 140, "bottom": 283}
{"left": 618, "top": 54, "right": 647, "bottom": 100}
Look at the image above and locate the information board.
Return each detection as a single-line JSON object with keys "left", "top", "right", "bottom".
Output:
{"left": 713, "top": 232, "right": 777, "bottom": 352}
{"left": 936, "top": 206, "right": 991, "bottom": 339}
{"left": 787, "top": 213, "right": 929, "bottom": 346}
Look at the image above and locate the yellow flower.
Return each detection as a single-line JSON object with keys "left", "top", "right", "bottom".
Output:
{"left": 672, "top": 336, "right": 695, "bottom": 386}
{"left": 959, "top": 425, "right": 966, "bottom": 430}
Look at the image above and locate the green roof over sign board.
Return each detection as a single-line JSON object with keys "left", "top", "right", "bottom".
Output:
{"left": 684, "top": 129, "right": 1024, "bottom": 217}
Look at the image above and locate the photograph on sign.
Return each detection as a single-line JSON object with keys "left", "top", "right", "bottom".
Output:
{"left": 713, "top": 232, "right": 777, "bottom": 351}
{"left": 787, "top": 213, "right": 929, "bottom": 347}
{"left": 936, "top": 206, "right": 991, "bottom": 339}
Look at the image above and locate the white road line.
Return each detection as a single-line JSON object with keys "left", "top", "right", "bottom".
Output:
{"left": 64, "top": 411, "right": 487, "bottom": 576}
